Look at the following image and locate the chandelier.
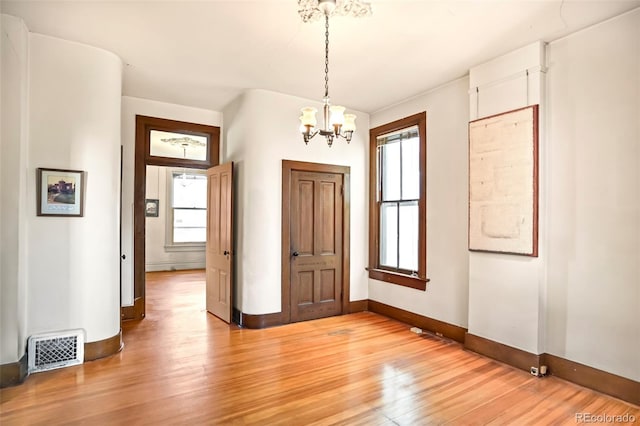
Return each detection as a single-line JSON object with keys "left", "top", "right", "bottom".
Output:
{"left": 161, "top": 136, "right": 206, "bottom": 157}
{"left": 161, "top": 136, "right": 205, "bottom": 186}
{"left": 298, "top": 0, "right": 371, "bottom": 147}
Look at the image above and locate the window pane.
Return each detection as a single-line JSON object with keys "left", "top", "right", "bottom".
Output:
{"left": 401, "top": 136, "right": 420, "bottom": 200}
{"left": 173, "top": 173, "right": 207, "bottom": 208}
{"left": 174, "top": 209, "right": 206, "bottom": 228}
{"left": 150, "top": 130, "right": 208, "bottom": 161}
{"left": 173, "top": 209, "right": 206, "bottom": 243}
{"left": 173, "top": 228, "right": 206, "bottom": 243}
{"left": 380, "top": 143, "right": 401, "bottom": 201}
{"left": 398, "top": 201, "right": 419, "bottom": 271}
{"left": 379, "top": 202, "right": 398, "bottom": 268}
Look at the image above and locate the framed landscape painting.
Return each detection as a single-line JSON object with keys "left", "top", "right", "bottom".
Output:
{"left": 145, "top": 199, "right": 159, "bottom": 217}
{"left": 37, "top": 168, "right": 86, "bottom": 217}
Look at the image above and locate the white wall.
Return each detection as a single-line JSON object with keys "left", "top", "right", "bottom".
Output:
{"left": 367, "top": 11, "right": 639, "bottom": 383}
{"left": 369, "top": 78, "right": 470, "bottom": 329}
{"left": 545, "top": 9, "right": 639, "bottom": 381}
{"left": 1, "top": 14, "right": 29, "bottom": 364}
{"left": 27, "top": 33, "right": 122, "bottom": 342}
{"left": 223, "top": 89, "right": 369, "bottom": 315}
{"left": 144, "top": 165, "right": 205, "bottom": 271}
{"left": 120, "top": 96, "right": 221, "bottom": 305}
{"left": 467, "top": 42, "right": 546, "bottom": 354}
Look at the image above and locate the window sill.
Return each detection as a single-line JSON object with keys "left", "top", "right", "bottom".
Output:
{"left": 368, "top": 268, "right": 429, "bottom": 291}
{"left": 164, "top": 244, "right": 205, "bottom": 252}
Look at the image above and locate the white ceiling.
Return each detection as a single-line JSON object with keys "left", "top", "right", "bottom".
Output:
{"left": 2, "top": 0, "right": 639, "bottom": 114}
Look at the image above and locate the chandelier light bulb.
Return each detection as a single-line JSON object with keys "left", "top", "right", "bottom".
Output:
{"left": 343, "top": 114, "right": 356, "bottom": 132}
{"left": 329, "top": 105, "right": 345, "bottom": 127}
{"left": 300, "top": 107, "right": 318, "bottom": 128}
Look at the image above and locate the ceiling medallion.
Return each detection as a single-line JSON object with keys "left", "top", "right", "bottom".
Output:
{"left": 161, "top": 136, "right": 206, "bottom": 157}
{"left": 298, "top": 0, "right": 372, "bottom": 23}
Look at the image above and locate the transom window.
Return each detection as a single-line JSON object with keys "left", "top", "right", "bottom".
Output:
{"left": 149, "top": 129, "right": 209, "bottom": 162}
{"left": 369, "top": 112, "right": 428, "bottom": 290}
{"left": 168, "top": 170, "right": 207, "bottom": 246}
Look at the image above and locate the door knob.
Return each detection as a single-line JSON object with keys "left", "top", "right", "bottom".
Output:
{"left": 292, "top": 251, "right": 299, "bottom": 257}
{"left": 121, "top": 254, "right": 126, "bottom": 260}
{"left": 223, "top": 250, "right": 230, "bottom": 255}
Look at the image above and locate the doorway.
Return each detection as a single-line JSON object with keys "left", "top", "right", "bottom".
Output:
{"left": 145, "top": 166, "right": 208, "bottom": 272}
{"left": 281, "top": 160, "right": 351, "bottom": 324}
{"left": 122, "top": 115, "right": 220, "bottom": 322}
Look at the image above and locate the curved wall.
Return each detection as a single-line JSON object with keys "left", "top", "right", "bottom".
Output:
{"left": 1, "top": 14, "right": 30, "bottom": 364}
{"left": 27, "top": 34, "right": 122, "bottom": 342}
{"left": 223, "top": 89, "right": 369, "bottom": 315}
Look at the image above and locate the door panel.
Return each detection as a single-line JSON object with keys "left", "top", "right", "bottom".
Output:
{"left": 220, "top": 172, "right": 231, "bottom": 254}
{"left": 298, "top": 181, "right": 314, "bottom": 255}
{"left": 218, "top": 270, "right": 228, "bottom": 302}
{"left": 320, "top": 269, "right": 335, "bottom": 302}
{"left": 298, "top": 271, "right": 314, "bottom": 304}
{"left": 206, "top": 162, "right": 233, "bottom": 323}
{"left": 320, "top": 181, "right": 336, "bottom": 254}
{"left": 290, "top": 170, "right": 343, "bottom": 322}
{"left": 209, "top": 174, "right": 220, "bottom": 251}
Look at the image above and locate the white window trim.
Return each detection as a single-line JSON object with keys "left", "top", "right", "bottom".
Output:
{"left": 164, "top": 167, "right": 206, "bottom": 252}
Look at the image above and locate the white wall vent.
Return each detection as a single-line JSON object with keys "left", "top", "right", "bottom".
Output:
{"left": 28, "top": 329, "right": 85, "bottom": 373}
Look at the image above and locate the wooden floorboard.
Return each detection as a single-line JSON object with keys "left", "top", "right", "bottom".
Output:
{"left": 1, "top": 270, "right": 638, "bottom": 425}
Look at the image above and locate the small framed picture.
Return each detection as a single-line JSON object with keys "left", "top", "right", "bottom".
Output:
{"left": 145, "top": 199, "right": 159, "bottom": 217}
{"left": 37, "top": 168, "right": 86, "bottom": 217}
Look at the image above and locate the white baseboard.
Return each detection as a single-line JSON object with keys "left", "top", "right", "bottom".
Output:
{"left": 145, "top": 262, "right": 205, "bottom": 272}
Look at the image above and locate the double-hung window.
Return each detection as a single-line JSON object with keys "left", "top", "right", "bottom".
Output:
{"left": 369, "top": 112, "right": 428, "bottom": 290}
{"left": 167, "top": 169, "right": 207, "bottom": 248}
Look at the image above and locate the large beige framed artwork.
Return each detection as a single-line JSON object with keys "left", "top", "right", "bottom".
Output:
{"left": 468, "top": 105, "right": 539, "bottom": 256}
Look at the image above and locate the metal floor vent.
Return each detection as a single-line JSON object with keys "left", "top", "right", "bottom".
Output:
{"left": 28, "top": 329, "right": 85, "bottom": 373}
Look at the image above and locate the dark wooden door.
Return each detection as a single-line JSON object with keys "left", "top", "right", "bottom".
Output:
{"left": 290, "top": 170, "right": 343, "bottom": 322}
{"left": 206, "top": 162, "right": 233, "bottom": 323}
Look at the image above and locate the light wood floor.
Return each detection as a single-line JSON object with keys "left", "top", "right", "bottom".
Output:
{"left": 1, "top": 270, "right": 638, "bottom": 425}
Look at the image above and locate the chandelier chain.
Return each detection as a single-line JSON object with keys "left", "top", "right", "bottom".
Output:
{"left": 299, "top": 3, "right": 359, "bottom": 146}
{"left": 324, "top": 14, "right": 330, "bottom": 99}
